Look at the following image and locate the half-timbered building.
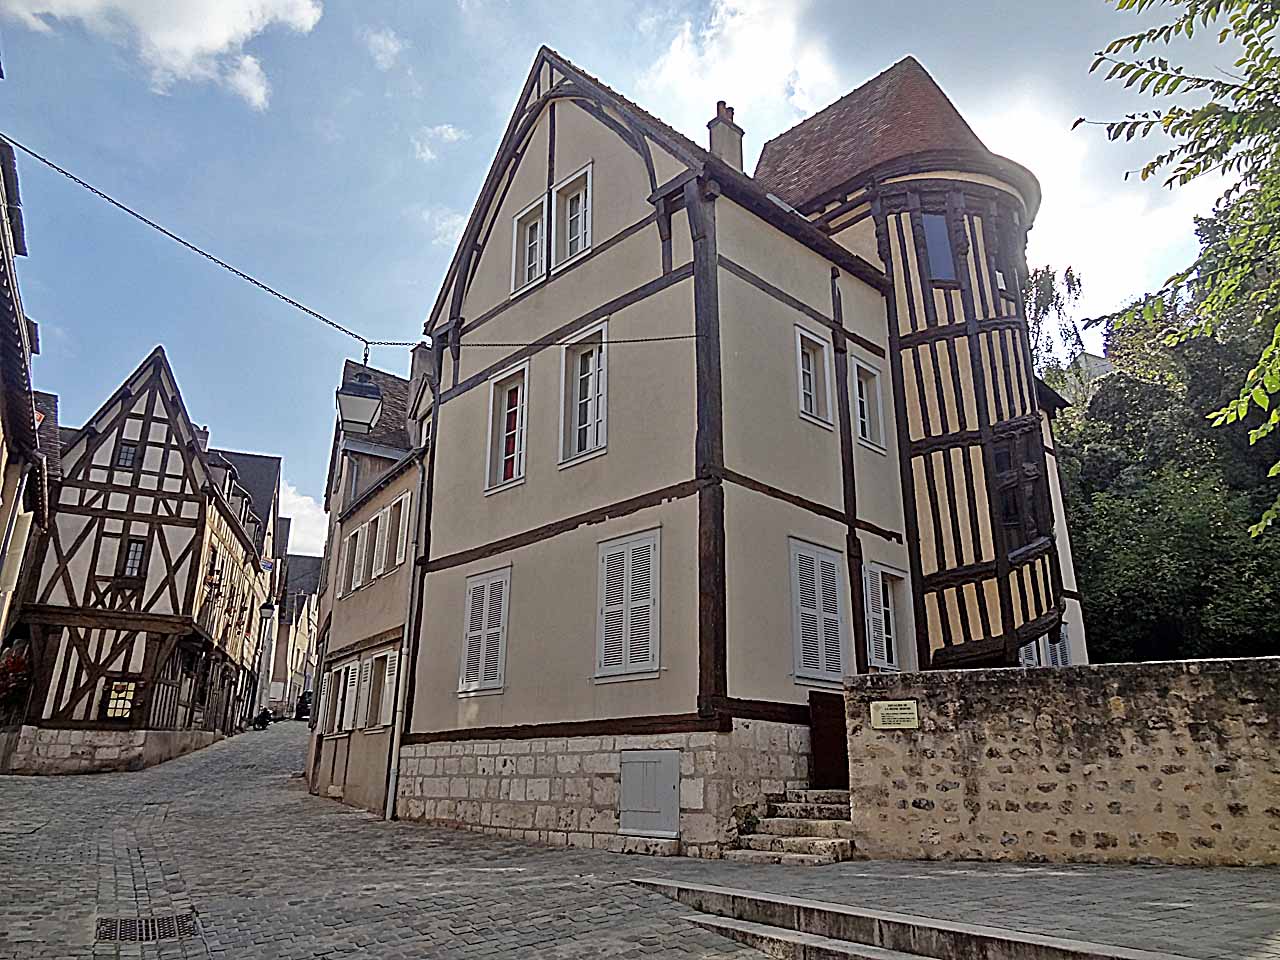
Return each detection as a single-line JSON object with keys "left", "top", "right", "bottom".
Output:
{"left": 312, "top": 48, "right": 1088, "bottom": 858}
{"left": 3, "top": 347, "right": 282, "bottom": 774}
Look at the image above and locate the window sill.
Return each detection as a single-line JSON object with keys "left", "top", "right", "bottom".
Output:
{"left": 551, "top": 246, "right": 593, "bottom": 275}
{"left": 798, "top": 410, "right": 835, "bottom": 431}
{"left": 793, "top": 674, "right": 845, "bottom": 690}
{"left": 930, "top": 279, "right": 961, "bottom": 290}
{"left": 322, "top": 731, "right": 351, "bottom": 741}
{"left": 510, "top": 274, "right": 546, "bottom": 297}
{"left": 457, "top": 686, "right": 504, "bottom": 699}
{"left": 558, "top": 445, "right": 607, "bottom": 470}
{"left": 483, "top": 476, "right": 526, "bottom": 497}
{"left": 594, "top": 669, "right": 660, "bottom": 685}
{"left": 857, "top": 436, "right": 888, "bottom": 456}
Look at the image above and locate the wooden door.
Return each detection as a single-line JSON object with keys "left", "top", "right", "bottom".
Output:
{"left": 808, "top": 691, "right": 849, "bottom": 789}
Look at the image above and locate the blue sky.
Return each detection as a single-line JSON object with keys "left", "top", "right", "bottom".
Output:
{"left": 0, "top": 0, "right": 1230, "bottom": 553}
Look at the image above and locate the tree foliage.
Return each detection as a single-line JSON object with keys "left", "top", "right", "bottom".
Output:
{"left": 1025, "top": 265, "right": 1084, "bottom": 374}
{"left": 1078, "top": 0, "right": 1280, "bottom": 534}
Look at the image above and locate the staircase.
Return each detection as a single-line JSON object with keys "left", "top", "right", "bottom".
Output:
{"left": 722, "top": 789, "right": 856, "bottom": 866}
{"left": 635, "top": 879, "right": 1194, "bottom": 960}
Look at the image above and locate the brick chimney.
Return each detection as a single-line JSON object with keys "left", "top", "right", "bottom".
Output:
{"left": 707, "top": 101, "right": 743, "bottom": 171}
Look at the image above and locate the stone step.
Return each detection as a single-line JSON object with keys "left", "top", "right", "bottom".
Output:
{"left": 753, "top": 817, "right": 857, "bottom": 839}
{"left": 635, "top": 879, "right": 1199, "bottom": 960}
{"left": 718, "top": 849, "right": 839, "bottom": 866}
{"left": 686, "top": 914, "right": 931, "bottom": 960}
{"left": 739, "top": 834, "right": 854, "bottom": 859}
{"left": 785, "top": 788, "right": 850, "bottom": 805}
{"left": 767, "top": 801, "right": 851, "bottom": 820}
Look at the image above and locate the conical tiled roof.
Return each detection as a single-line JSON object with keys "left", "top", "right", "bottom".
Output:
{"left": 754, "top": 57, "right": 990, "bottom": 210}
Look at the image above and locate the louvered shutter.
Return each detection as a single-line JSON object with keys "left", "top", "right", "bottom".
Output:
{"left": 372, "top": 509, "right": 389, "bottom": 577}
{"left": 341, "top": 665, "right": 358, "bottom": 729}
{"left": 381, "top": 652, "right": 398, "bottom": 726}
{"left": 794, "top": 550, "right": 822, "bottom": 676}
{"left": 318, "top": 673, "right": 330, "bottom": 731}
{"left": 352, "top": 527, "right": 367, "bottom": 589}
{"left": 1019, "top": 640, "right": 1042, "bottom": 667}
{"left": 626, "top": 538, "right": 657, "bottom": 670}
{"left": 599, "top": 546, "right": 627, "bottom": 672}
{"left": 461, "top": 580, "right": 486, "bottom": 687}
{"left": 865, "top": 566, "right": 891, "bottom": 668}
{"left": 357, "top": 659, "right": 373, "bottom": 727}
{"left": 818, "top": 555, "right": 843, "bottom": 676}
{"left": 482, "top": 576, "right": 506, "bottom": 686}
{"left": 1046, "top": 626, "right": 1071, "bottom": 667}
{"left": 396, "top": 493, "right": 412, "bottom": 565}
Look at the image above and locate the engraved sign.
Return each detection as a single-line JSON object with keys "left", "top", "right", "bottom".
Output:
{"left": 870, "top": 699, "right": 920, "bottom": 730}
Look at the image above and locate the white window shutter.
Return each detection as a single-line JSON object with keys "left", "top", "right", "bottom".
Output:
{"left": 342, "top": 666, "right": 358, "bottom": 729}
{"left": 1046, "top": 626, "right": 1071, "bottom": 666}
{"left": 626, "top": 538, "right": 657, "bottom": 670}
{"left": 318, "top": 672, "right": 329, "bottom": 730}
{"left": 373, "top": 509, "right": 389, "bottom": 577}
{"left": 599, "top": 547, "right": 627, "bottom": 672}
{"left": 1019, "top": 640, "right": 1042, "bottom": 667}
{"left": 482, "top": 575, "right": 506, "bottom": 686}
{"left": 794, "top": 550, "right": 822, "bottom": 676}
{"left": 357, "top": 659, "right": 373, "bottom": 727}
{"left": 396, "top": 492, "right": 412, "bottom": 565}
{"left": 352, "top": 527, "right": 367, "bottom": 589}
{"left": 461, "top": 581, "right": 486, "bottom": 687}
{"left": 865, "top": 566, "right": 890, "bottom": 668}
{"left": 818, "top": 555, "right": 843, "bottom": 676}
{"left": 381, "top": 652, "right": 398, "bottom": 726}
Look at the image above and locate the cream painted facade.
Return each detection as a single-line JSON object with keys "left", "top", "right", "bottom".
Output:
{"left": 310, "top": 48, "right": 1087, "bottom": 851}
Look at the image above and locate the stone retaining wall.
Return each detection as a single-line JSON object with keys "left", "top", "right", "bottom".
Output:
{"left": 2, "top": 725, "right": 224, "bottom": 774}
{"left": 395, "top": 718, "right": 809, "bottom": 858}
{"left": 845, "top": 658, "right": 1280, "bottom": 865}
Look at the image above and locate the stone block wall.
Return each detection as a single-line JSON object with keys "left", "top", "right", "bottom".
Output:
{"left": 2, "top": 725, "right": 223, "bottom": 774}
{"left": 396, "top": 718, "right": 809, "bottom": 857}
{"left": 845, "top": 658, "right": 1280, "bottom": 865}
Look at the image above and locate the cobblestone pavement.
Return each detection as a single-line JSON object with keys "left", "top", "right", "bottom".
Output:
{"left": 2, "top": 724, "right": 1277, "bottom": 960}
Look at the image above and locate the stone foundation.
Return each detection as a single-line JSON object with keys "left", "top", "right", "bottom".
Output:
{"left": 2, "top": 725, "right": 224, "bottom": 774}
{"left": 395, "top": 719, "right": 810, "bottom": 857}
{"left": 845, "top": 657, "right": 1280, "bottom": 866}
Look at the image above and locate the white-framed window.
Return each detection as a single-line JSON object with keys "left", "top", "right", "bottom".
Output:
{"left": 362, "top": 652, "right": 393, "bottom": 729}
{"left": 552, "top": 163, "right": 592, "bottom": 268}
{"left": 338, "top": 661, "right": 358, "bottom": 731}
{"left": 596, "top": 529, "right": 660, "bottom": 679}
{"left": 790, "top": 539, "right": 846, "bottom": 683}
{"left": 371, "top": 509, "right": 389, "bottom": 578}
{"left": 560, "top": 322, "right": 607, "bottom": 463}
{"left": 512, "top": 197, "right": 547, "bottom": 291}
{"left": 854, "top": 361, "right": 885, "bottom": 450}
{"left": 349, "top": 526, "right": 367, "bottom": 592}
{"left": 361, "top": 516, "right": 378, "bottom": 584}
{"left": 379, "top": 651, "right": 398, "bottom": 725}
{"left": 459, "top": 567, "right": 510, "bottom": 694}
{"left": 794, "top": 327, "right": 833, "bottom": 427}
{"left": 485, "top": 364, "right": 528, "bottom": 492}
{"left": 388, "top": 491, "right": 411, "bottom": 567}
{"left": 1020, "top": 624, "right": 1071, "bottom": 667}
{"left": 865, "top": 562, "right": 908, "bottom": 670}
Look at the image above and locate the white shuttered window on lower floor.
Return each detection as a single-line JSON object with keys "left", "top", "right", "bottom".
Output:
{"left": 790, "top": 539, "right": 846, "bottom": 682}
{"left": 459, "top": 567, "right": 510, "bottom": 694}
{"left": 864, "top": 563, "right": 908, "bottom": 670}
{"left": 596, "top": 529, "right": 660, "bottom": 678}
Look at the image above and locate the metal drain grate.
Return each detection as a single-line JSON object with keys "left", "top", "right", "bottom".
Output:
{"left": 95, "top": 912, "right": 198, "bottom": 943}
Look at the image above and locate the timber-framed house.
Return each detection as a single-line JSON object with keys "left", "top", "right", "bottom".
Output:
{"left": 5, "top": 347, "right": 280, "bottom": 774}
{"left": 312, "top": 48, "right": 1088, "bottom": 859}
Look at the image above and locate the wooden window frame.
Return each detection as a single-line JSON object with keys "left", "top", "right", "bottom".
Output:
{"left": 595, "top": 528, "right": 661, "bottom": 681}
{"left": 98, "top": 673, "right": 141, "bottom": 722}
{"left": 558, "top": 320, "right": 608, "bottom": 466}
{"left": 511, "top": 196, "right": 548, "bottom": 293}
{"left": 794, "top": 326, "right": 834, "bottom": 429}
{"left": 116, "top": 442, "right": 138, "bottom": 469}
{"left": 484, "top": 362, "right": 529, "bottom": 494}
{"left": 458, "top": 566, "right": 511, "bottom": 696}
{"left": 117, "top": 536, "right": 148, "bottom": 581}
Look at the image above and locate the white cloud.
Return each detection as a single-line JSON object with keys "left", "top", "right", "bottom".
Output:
{"left": 361, "top": 25, "right": 404, "bottom": 71}
{"left": 279, "top": 481, "right": 327, "bottom": 556}
{"left": 411, "top": 123, "right": 470, "bottom": 163}
{"left": 421, "top": 207, "right": 468, "bottom": 247}
{"left": 636, "top": 0, "right": 841, "bottom": 168}
{"left": 0, "top": 0, "right": 321, "bottom": 108}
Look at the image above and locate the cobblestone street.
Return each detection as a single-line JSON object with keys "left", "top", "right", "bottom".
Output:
{"left": 2, "top": 723, "right": 1278, "bottom": 959}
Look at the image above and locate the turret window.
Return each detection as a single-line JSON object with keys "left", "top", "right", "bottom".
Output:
{"left": 921, "top": 213, "right": 957, "bottom": 282}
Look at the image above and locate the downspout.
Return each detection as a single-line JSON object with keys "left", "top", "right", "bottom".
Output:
{"left": 384, "top": 338, "right": 443, "bottom": 820}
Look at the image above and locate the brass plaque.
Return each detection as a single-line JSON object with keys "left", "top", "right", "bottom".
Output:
{"left": 870, "top": 699, "right": 919, "bottom": 730}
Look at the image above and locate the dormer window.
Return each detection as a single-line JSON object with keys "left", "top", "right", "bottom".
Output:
{"left": 512, "top": 198, "right": 546, "bottom": 291}
{"left": 552, "top": 164, "right": 592, "bottom": 268}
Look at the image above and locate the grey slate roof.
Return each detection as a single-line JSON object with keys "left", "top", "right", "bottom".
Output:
{"left": 209, "top": 448, "right": 281, "bottom": 553}
{"left": 340, "top": 360, "right": 411, "bottom": 451}
{"left": 33, "top": 390, "right": 60, "bottom": 480}
{"left": 285, "top": 553, "right": 322, "bottom": 596}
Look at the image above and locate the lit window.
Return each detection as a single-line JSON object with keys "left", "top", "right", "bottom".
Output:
{"left": 513, "top": 200, "right": 546, "bottom": 290}
{"left": 121, "top": 538, "right": 146, "bottom": 578}
{"left": 117, "top": 442, "right": 137, "bottom": 468}
{"left": 795, "top": 328, "right": 832, "bottom": 426}
{"left": 101, "top": 679, "right": 137, "bottom": 720}
{"left": 562, "top": 328, "right": 606, "bottom": 461}
{"left": 487, "top": 367, "right": 527, "bottom": 490}
{"left": 922, "top": 213, "right": 957, "bottom": 282}
{"left": 855, "top": 363, "right": 884, "bottom": 448}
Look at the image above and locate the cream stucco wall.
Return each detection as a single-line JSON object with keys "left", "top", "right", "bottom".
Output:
{"left": 412, "top": 495, "right": 699, "bottom": 733}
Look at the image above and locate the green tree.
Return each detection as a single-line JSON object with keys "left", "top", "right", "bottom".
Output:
{"left": 1025, "top": 265, "right": 1085, "bottom": 375}
{"left": 1078, "top": 0, "right": 1280, "bottom": 534}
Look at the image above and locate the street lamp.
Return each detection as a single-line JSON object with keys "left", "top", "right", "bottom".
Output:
{"left": 336, "top": 370, "right": 383, "bottom": 435}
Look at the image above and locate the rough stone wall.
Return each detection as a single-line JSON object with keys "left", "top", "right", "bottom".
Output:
{"left": 2, "top": 726, "right": 223, "bottom": 774}
{"left": 845, "top": 658, "right": 1280, "bottom": 865}
{"left": 395, "top": 719, "right": 809, "bottom": 858}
